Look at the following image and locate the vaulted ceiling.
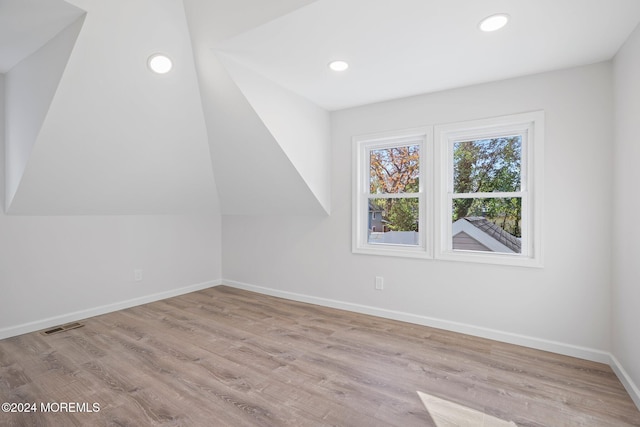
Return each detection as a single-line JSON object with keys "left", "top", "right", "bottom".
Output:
{"left": 2, "top": 0, "right": 640, "bottom": 215}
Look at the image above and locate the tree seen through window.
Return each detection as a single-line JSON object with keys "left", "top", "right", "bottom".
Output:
{"left": 453, "top": 136, "right": 522, "bottom": 238}
{"left": 369, "top": 145, "right": 420, "bottom": 234}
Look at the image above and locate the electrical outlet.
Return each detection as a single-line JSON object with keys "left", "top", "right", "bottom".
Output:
{"left": 134, "top": 269, "right": 143, "bottom": 282}
{"left": 375, "top": 276, "right": 384, "bottom": 290}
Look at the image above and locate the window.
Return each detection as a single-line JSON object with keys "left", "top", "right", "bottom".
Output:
{"left": 353, "top": 128, "right": 432, "bottom": 258}
{"left": 435, "top": 111, "right": 543, "bottom": 267}
{"left": 352, "top": 112, "right": 543, "bottom": 267}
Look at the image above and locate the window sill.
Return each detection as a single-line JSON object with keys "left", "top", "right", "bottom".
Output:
{"left": 436, "top": 250, "right": 543, "bottom": 268}
{"left": 353, "top": 245, "right": 431, "bottom": 259}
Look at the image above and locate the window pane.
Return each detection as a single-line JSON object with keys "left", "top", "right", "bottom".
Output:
{"left": 453, "top": 136, "right": 521, "bottom": 193}
{"left": 452, "top": 197, "right": 521, "bottom": 254}
{"left": 370, "top": 145, "right": 419, "bottom": 194}
{"left": 368, "top": 197, "right": 419, "bottom": 245}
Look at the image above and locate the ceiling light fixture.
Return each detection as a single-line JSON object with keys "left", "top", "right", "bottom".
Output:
{"left": 479, "top": 13, "right": 510, "bottom": 32}
{"left": 148, "top": 53, "right": 173, "bottom": 74}
{"left": 328, "top": 60, "right": 349, "bottom": 72}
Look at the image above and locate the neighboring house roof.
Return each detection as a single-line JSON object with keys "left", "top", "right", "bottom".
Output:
{"left": 368, "top": 201, "right": 383, "bottom": 212}
{"left": 452, "top": 217, "right": 522, "bottom": 254}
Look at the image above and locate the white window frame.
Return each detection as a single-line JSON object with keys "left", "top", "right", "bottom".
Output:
{"left": 352, "top": 127, "right": 433, "bottom": 259}
{"left": 434, "top": 111, "right": 544, "bottom": 267}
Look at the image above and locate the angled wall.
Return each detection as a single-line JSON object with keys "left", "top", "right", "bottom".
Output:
{"left": 201, "top": 53, "right": 327, "bottom": 215}
{"left": 183, "top": 0, "right": 329, "bottom": 215}
{"left": 5, "top": 16, "right": 84, "bottom": 209}
{"left": 216, "top": 53, "right": 331, "bottom": 214}
{"left": 612, "top": 23, "right": 640, "bottom": 406}
{"left": 7, "top": 0, "right": 219, "bottom": 214}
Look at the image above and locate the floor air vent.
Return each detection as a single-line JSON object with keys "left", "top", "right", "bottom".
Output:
{"left": 41, "top": 322, "right": 84, "bottom": 336}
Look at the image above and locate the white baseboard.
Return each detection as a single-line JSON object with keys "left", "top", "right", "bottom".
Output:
{"left": 223, "top": 279, "right": 610, "bottom": 363}
{"left": 223, "top": 278, "right": 640, "bottom": 411}
{"left": 0, "top": 279, "right": 222, "bottom": 340}
{"left": 609, "top": 354, "right": 640, "bottom": 410}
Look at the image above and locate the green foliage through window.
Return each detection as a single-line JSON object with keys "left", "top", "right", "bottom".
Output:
{"left": 453, "top": 136, "right": 522, "bottom": 237}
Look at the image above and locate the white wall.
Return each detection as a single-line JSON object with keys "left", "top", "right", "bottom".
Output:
{"left": 612, "top": 23, "right": 640, "bottom": 401}
{"left": 0, "top": 75, "right": 223, "bottom": 339}
{"left": 1, "top": 75, "right": 5, "bottom": 210}
{"left": 223, "top": 62, "right": 614, "bottom": 359}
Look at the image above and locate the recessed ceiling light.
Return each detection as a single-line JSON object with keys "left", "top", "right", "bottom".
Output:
{"left": 148, "top": 53, "right": 173, "bottom": 74}
{"left": 328, "top": 60, "right": 349, "bottom": 72}
{"left": 479, "top": 14, "right": 510, "bottom": 32}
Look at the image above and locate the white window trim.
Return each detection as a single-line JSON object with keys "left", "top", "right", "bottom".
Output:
{"left": 352, "top": 127, "right": 433, "bottom": 259}
{"left": 434, "top": 111, "right": 544, "bottom": 267}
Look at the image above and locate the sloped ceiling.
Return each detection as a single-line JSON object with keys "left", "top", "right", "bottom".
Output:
{"left": 182, "top": 0, "right": 330, "bottom": 215}
{"left": 191, "top": 51, "right": 328, "bottom": 215}
{"left": 3, "top": 0, "right": 640, "bottom": 215}
{"left": 5, "top": 0, "right": 223, "bottom": 214}
{"left": 3, "top": 0, "right": 330, "bottom": 216}
{"left": 0, "top": 0, "right": 84, "bottom": 73}
{"left": 4, "top": 13, "right": 84, "bottom": 210}
{"left": 216, "top": 53, "right": 330, "bottom": 214}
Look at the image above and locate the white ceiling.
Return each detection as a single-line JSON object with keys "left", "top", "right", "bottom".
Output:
{"left": 3, "top": 0, "right": 640, "bottom": 109}
{"left": 214, "top": 0, "right": 640, "bottom": 110}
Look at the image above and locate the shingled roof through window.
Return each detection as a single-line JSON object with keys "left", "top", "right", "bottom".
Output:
{"left": 463, "top": 217, "right": 522, "bottom": 253}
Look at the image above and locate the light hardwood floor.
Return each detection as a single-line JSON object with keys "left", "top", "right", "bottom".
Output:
{"left": 1, "top": 286, "right": 639, "bottom": 426}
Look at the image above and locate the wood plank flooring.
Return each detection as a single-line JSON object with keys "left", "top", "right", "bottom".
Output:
{"left": 1, "top": 285, "right": 639, "bottom": 426}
